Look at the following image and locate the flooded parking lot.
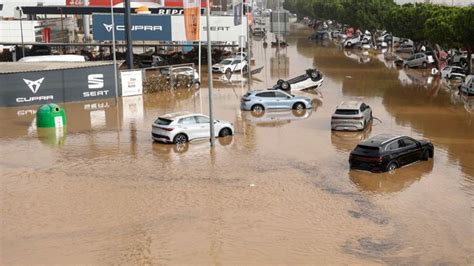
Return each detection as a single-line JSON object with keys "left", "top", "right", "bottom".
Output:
{"left": 1, "top": 23, "right": 473, "bottom": 264}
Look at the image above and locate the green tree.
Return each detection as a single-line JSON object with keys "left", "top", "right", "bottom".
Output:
{"left": 453, "top": 6, "right": 474, "bottom": 73}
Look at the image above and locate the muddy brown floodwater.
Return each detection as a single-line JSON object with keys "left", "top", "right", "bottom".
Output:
{"left": 1, "top": 23, "right": 473, "bottom": 265}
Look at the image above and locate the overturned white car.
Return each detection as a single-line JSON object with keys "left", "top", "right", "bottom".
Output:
{"left": 272, "top": 69, "right": 324, "bottom": 91}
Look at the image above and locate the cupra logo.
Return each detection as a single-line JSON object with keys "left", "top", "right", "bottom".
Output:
{"left": 103, "top": 23, "right": 114, "bottom": 32}
{"left": 103, "top": 23, "right": 163, "bottom": 32}
{"left": 23, "top": 78, "right": 45, "bottom": 94}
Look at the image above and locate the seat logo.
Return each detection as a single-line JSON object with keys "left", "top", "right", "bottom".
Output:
{"left": 23, "top": 78, "right": 45, "bottom": 94}
{"left": 88, "top": 74, "right": 104, "bottom": 89}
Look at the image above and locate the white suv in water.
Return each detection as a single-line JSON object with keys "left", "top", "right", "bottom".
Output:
{"left": 331, "top": 101, "right": 373, "bottom": 131}
{"left": 212, "top": 57, "right": 248, "bottom": 74}
{"left": 152, "top": 112, "right": 234, "bottom": 144}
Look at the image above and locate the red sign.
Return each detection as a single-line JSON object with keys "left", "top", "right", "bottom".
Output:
{"left": 183, "top": 0, "right": 200, "bottom": 41}
{"left": 66, "top": 0, "right": 84, "bottom": 6}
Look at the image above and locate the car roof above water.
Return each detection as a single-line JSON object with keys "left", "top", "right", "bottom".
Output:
{"left": 249, "top": 89, "right": 288, "bottom": 94}
{"left": 360, "top": 133, "right": 402, "bottom": 147}
{"left": 336, "top": 101, "right": 362, "bottom": 110}
{"left": 159, "top": 111, "right": 193, "bottom": 120}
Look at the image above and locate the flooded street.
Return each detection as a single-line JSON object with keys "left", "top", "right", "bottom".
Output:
{"left": 1, "top": 23, "right": 473, "bottom": 264}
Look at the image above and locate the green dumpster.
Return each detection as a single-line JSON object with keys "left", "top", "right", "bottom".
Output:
{"left": 36, "top": 104, "right": 67, "bottom": 128}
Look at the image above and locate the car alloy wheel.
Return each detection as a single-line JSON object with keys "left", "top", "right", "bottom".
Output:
{"left": 310, "top": 70, "right": 319, "bottom": 79}
{"left": 174, "top": 134, "right": 187, "bottom": 144}
{"left": 281, "top": 81, "right": 290, "bottom": 90}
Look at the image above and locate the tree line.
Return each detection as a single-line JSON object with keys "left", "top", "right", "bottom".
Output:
{"left": 283, "top": 0, "right": 474, "bottom": 72}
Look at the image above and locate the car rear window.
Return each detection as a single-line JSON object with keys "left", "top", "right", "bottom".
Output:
{"left": 155, "top": 117, "right": 173, "bottom": 125}
{"left": 335, "top": 109, "right": 359, "bottom": 115}
{"left": 354, "top": 145, "right": 380, "bottom": 155}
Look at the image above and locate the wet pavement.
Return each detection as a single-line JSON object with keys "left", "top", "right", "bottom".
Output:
{"left": 1, "top": 23, "right": 473, "bottom": 264}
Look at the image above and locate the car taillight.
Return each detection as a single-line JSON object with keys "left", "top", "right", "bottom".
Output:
{"left": 242, "top": 98, "right": 251, "bottom": 102}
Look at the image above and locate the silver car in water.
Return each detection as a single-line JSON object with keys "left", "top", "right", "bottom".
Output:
{"left": 240, "top": 89, "right": 313, "bottom": 112}
{"left": 331, "top": 101, "right": 372, "bottom": 131}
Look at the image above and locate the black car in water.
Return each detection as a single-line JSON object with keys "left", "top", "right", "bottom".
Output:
{"left": 349, "top": 134, "right": 434, "bottom": 172}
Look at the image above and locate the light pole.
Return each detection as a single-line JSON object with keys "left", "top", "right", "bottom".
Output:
{"left": 206, "top": 0, "right": 215, "bottom": 146}
{"left": 124, "top": 0, "right": 133, "bottom": 69}
{"left": 110, "top": 0, "right": 118, "bottom": 101}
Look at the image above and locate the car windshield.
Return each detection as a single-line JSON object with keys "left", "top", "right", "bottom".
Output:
{"left": 155, "top": 117, "right": 173, "bottom": 125}
{"left": 220, "top": 60, "right": 233, "bottom": 65}
{"left": 335, "top": 109, "right": 359, "bottom": 115}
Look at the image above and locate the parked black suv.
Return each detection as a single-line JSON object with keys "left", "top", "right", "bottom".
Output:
{"left": 349, "top": 134, "right": 434, "bottom": 173}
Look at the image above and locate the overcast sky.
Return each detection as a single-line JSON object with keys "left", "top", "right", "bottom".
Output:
{"left": 395, "top": 0, "right": 473, "bottom": 6}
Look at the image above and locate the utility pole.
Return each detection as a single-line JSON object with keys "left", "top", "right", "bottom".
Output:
{"left": 110, "top": 0, "right": 118, "bottom": 100}
{"left": 206, "top": 0, "right": 215, "bottom": 146}
{"left": 124, "top": 0, "right": 133, "bottom": 69}
{"left": 83, "top": 0, "right": 90, "bottom": 41}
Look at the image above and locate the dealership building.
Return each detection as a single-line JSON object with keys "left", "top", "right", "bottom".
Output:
{"left": 0, "top": 0, "right": 249, "bottom": 107}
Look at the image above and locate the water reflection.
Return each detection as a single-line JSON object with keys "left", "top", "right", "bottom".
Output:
{"left": 330, "top": 123, "right": 372, "bottom": 152}
{"left": 241, "top": 108, "right": 313, "bottom": 127}
{"left": 0, "top": 99, "right": 118, "bottom": 139}
{"left": 349, "top": 159, "right": 434, "bottom": 194}
{"left": 344, "top": 50, "right": 371, "bottom": 64}
{"left": 270, "top": 53, "right": 290, "bottom": 79}
{"left": 37, "top": 127, "right": 67, "bottom": 147}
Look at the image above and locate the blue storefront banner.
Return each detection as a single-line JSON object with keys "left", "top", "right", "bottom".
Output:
{"left": 92, "top": 14, "right": 172, "bottom": 41}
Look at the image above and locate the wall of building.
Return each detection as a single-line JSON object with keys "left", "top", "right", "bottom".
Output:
{"left": 0, "top": 0, "right": 66, "bottom": 19}
{"left": 0, "top": 20, "right": 41, "bottom": 42}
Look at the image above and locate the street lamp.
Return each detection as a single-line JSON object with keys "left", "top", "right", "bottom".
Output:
{"left": 206, "top": 0, "right": 215, "bottom": 146}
